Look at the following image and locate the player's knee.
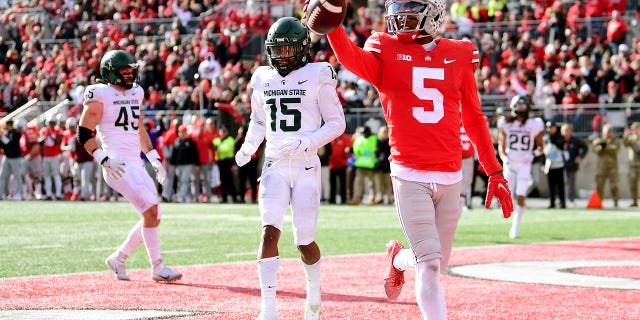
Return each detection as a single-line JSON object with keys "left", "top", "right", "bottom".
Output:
{"left": 413, "top": 238, "right": 441, "bottom": 263}
{"left": 262, "top": 225, "right": 281, "bottom": 243}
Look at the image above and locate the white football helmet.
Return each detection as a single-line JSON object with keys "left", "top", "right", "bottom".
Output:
{"left": 384, "top": 0, "right": 446, "bottom": 42}
{"left": 66, "top": 117, "right": 77, "bottom": 129}
{"left": 14, "top": 118, "right": 27, "bottom": 131}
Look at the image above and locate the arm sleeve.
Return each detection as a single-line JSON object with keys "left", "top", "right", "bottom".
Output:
{"left": 241, "top": 88, "right": 267, "bottom": 155}
{"left": 460, "top": 43, "right": 502, "bottom": 175}
{"left": 308, "top": 65, "right": 346, "bottom": 150}
{"left": 327, "top": 25, "right": 383, "bottom": 86}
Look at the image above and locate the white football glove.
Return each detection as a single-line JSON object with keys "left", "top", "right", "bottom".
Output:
{"left": 102, "top": 157, "right": 126, "bottom": 180}
{"left": 93, "top": 148, "right": 126, "bottom": 180}
{"left": 235, "top": 147, "right": 252, "bottom": 167}
{"left": 279, "top": 136, "right": 311, "bottom": 157}
{"left": 146, "top": 149, "right": 167, "bottom": 186}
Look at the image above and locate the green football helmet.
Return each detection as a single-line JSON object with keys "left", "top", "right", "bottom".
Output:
{"left": 100, "top": 50, "right": 138, "bottom": 89}
{"left": 265, "top": 17, "right": 310, "bottom": 76}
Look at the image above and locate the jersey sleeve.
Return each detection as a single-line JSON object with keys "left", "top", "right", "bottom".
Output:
{"left": 327, "top": 25, "right": 383, "bottom": 86}
{"left": 460, "top": 41, "right": 502, "bottom": 175}
{"left": 243, "top": 69, "right": 267, "bottom": 153}
{"left": 83, "top": 84, "right": 103, "bottom": 106}
{"left": 308, "top": 63, "right": 345, "bottom": 150}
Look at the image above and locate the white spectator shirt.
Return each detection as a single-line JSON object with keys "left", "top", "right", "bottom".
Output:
{"left": 498, "top": 116, "right": 545, "bottom": 163}
{"left": 83, "top": 83, "right": 145, "bottom": 164}
{"left": 245, "top": 62, "right": 345, "bottom": 159}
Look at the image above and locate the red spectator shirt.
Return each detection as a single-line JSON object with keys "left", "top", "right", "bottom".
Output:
{"left": 61, "top": 129, "right": 77, "bottom": 160}
{"left": 191, "top": 128, "right": 218, "bottom": 165}
{"left": 40, "top": 126, "right": 63, "bottom": 157}
{"left": 329, "top": 133, "right": 353, "bottom": 169}
{"left": 327, "top": 26, "right": 501, "bottom": 175}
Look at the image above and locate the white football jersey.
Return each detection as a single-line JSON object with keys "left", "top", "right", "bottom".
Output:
{"left": 83, "top": 83, "right": 145, "bottom": 164}
{"left": 498, "top": 116, "right": 544, "bottom": 163}
{"left": 246, "top": 62, "right": 345, "bottom": 159}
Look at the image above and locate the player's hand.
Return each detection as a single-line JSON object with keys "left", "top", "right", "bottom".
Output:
{"left": 102, "top": 157, "right": 126, "bottom": 180}
{"left": 279, "top": 136, "right": 311, "bottom": 157}
{"left": 235, "top": 147, "right": 252, "bottom": 167}
{"left": 146, "top": 149, "right": 167, "bottom": 186}
{"left": 485, "top": 172, "right": 513, "bottom": 218}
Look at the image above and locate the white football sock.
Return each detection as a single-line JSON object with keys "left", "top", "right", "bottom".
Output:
{"left": 303, "top": 259, "right": 321, "bottom": 307}
{"left": 415, "top": 259, "right": 447, "bottom": 320}
{"left": 258, "top": 256, "right": 280, "bottom": 312}
{"left": 142, "top": 227, "right": 162, "bottom": 267}
{"left": 116, "top": 221, "right": 143, "bottom": 260}
{"left": 393, "top": 248, "right": 416, "bottom": 271}
{"left": 511, "top": 205, "right": 524, "bottom": 234}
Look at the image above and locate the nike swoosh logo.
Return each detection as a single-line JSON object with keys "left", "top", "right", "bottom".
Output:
{"left": 305, "top": 166, "right": 314, "bottom": 170}
{"left": 444, "top": 59, "right": 456, "bottom": 64}
{"left": 298, "top": 80, "right": 308, "bottom": 85}
{"left": 498, "top": 184, "right": 509, "bottom": 192}
{"left": 158, "top": 275, "right": 170, "bottom": 280}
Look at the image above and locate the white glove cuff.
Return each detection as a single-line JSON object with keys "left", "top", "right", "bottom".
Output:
{"left": 93, "top": 148, "right": 107, "bottom": 165}
{"left": 146, "top": 149, "right": 160, "bottom": 160}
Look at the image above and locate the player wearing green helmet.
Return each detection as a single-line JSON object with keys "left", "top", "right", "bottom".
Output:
{"left": 99, "top": 50, "right": 139, "bottom": 89}
{"left": 265, "top": 17, "right": 311, "bottom": 76}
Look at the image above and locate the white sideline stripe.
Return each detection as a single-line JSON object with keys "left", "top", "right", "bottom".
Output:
{"left": 163, "top": 249, "right": 194, "bottom": 254}
{"left": 225, "top": 251, "right": 256, "bottom": 258}
{"left": 91, "top": 247, "right": 117, "bottom": 251}
{"left": 24, "top": 244, "right": 64, "bottom": 249}
{"left": 449, "top": 260, "right": 640, "bottom": 290}
{"left": 0, "top": 310, "right": 196, "bottom": 320}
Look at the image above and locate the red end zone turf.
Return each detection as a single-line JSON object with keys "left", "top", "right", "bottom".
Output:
{"left": 1, "top": 238, "right": 639, "bottom": 319}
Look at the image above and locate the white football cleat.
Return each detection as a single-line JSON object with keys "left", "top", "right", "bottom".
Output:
{"left": 152, "top": 265, "right": 183, "bottom": 282}
{"left": 105, "top": 255, "right": 130, "bottom": 281}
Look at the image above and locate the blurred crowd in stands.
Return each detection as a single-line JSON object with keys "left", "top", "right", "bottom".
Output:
{"left": 0, "top": 0, "right": 639, "bottom": 203}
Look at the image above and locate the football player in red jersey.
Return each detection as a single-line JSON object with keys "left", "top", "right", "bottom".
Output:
{"left": 322, "top": 0, "right": 514, "bottom": 318}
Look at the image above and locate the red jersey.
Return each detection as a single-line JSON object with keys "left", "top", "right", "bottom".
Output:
{"left": 61, "top": 129, "right": 77, "bottom": 160}
{"left": 19, "top": 126, "right": 39, "bottom": 157}
{"left": 40, "top": 126, "right": 63, "bottom": 157}
{"left": 327, "top": 26, "right": 501, "bottom": 175}
{"left": 192, "top": 129, "right": 218, "bottom": 165}
{"left": 329, "top": 133, "right": 353, "bottom": 169}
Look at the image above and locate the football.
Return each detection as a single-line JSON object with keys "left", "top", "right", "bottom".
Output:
{"left": 304, "top": 0, "right": 347, "bottom": 35}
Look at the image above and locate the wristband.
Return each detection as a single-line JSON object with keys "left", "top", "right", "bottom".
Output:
{"left": 92, "top": 148, "right": 108, "bottom": 165}
{"left": 489, "top": 170, "right": 503, "bottom": 176}
{"left": 146, "top": 149, "right": 160, "bottom": 160}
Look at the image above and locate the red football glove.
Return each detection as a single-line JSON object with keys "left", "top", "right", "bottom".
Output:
{"left": 485, "top": 172, "right": 514, "bottom": 218}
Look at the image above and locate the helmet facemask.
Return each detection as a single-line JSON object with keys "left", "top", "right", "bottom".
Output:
{"left": 267, "top": 41, "right": 309, "bottom": 76}
{"left": 384, "top": 0, "right": 446, "bottom": 43}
